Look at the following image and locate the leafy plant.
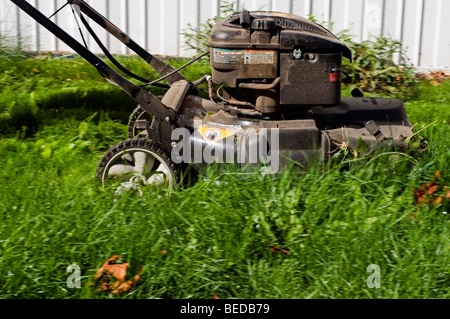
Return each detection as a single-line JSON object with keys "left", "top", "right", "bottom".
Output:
{"left": 182, "top": 1, "right": 237, "bottom": 55}
{"left": 341, "top": 35, "right": 418, "bottom": 100}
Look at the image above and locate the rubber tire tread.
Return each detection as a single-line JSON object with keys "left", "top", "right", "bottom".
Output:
{"left": 96, "top": 138, "right": 179, "bottom": 187}
{"left": 127, "top": 105, "right": 150, "bottom": 139}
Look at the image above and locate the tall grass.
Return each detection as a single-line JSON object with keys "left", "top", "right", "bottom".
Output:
{"left": 0, "top": 52, "right": 211, "bottom": 135}
{"left": 0, "top": 54, "right": 448, "bottom": 299}
{"left": 0, "top": 119, "right": 448, "bottom": 298}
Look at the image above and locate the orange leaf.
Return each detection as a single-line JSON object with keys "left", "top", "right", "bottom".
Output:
{"left": 430, "top": 80, "right": 440, "bottom": 86}
{"left": 94, "top": 256, "right": 142, "bottom": 295}
{"left": 427, "top": 184, "right": 439, "bottom": 195}
{"left": 269, "top": 245, "right": 291, "bottom": 255}
{"left": 413, "top": 171, "right": 448, "bottom": 205}
{"left": 95, "top": 256, "right": 129, "bottom": 282}
{"left": 435, "top": 170, "right": 441, "bottom": 179}
{"left": 212, "top": 294, "right": 220, "bottom": 299}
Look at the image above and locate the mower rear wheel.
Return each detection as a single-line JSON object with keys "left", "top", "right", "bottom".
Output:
{"left": 127, "top": 105, "right": 151, "bottom": 139}
{"left": 96, "top": 139, "right": 178, "bottom": 195}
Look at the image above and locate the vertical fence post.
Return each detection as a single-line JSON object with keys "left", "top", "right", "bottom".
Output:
{"left": 16, "top": 3, "right": 21, "bottom": 48}
{"left": 415, "top": 0, "right": 425, "bottom": 67}
{"left": 33, "top": 0, "right": 40, "bottom": 51}
{"left": 305, "top": 0, "right": 312, "bottom": 16}
{"left": 380, "top": 0, "right": 385, "bottom": 36}
{"left": 398, "top": 0, "right": 405, "bottom": 64}
{"left": 433, "top": 0, "right": 442, "bottom": 68}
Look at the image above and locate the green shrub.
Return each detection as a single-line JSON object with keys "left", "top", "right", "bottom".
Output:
{"left": 182, "top": 1, "right": 236, "bottom": 55}
{"left": 341, "top": 35, "right": 418, "bottom": 100}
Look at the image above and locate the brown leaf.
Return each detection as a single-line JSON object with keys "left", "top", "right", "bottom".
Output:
{"left": 269, "top": 245, "right": 291, "bottom": 255}
{"left": 94, "top": 256, "right": 142, "bottom": 295}
{"left": 405, "top": 212, "right": 416, "bottom": 220}
{"left": 427, "top": 184, "right": 439, "bottom": 195}
{"left": 95, "top": 256, "right": 129, "bottom": 282}
{"left": 430, "top": 80, "right": 440, "bottom": 86}
{"left": 435, "top": 170, "right": 441, "bottom": 179}
{"left": 212, "top": 294, "right": 220, "bottom": 299}
{"left": 413, "top": 171, "right": 450, "bottom": 206}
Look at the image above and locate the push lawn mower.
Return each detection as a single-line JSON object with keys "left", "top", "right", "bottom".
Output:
{"left": 11, "top": 0, "right": 415, "bottom": 192}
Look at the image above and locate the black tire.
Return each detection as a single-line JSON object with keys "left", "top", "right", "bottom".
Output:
{"left": 96, "top": 138, "right": 179, "bottom": 192}
{"left": 127, "top": 105, "right": 151, "bottom": 139}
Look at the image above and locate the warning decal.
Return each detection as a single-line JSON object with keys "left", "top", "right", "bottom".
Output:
{"left": 213, "top": 49, "right": 275, "bottom": 65}
{"left": 213, "top": 49, "right": 244, "bottom": 64}
{"left": 244, "top": 50, "right": 275, "bottom": 64}
{"left": 197, "top": 123, "right": 242, "bottom": 143}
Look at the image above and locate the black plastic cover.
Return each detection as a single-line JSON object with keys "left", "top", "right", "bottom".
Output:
{"left": 209, "top": 11, "right": 352, "bottom": 60}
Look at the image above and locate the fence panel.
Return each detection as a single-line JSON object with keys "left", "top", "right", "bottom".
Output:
{"left": 0, "top": 0, "right": 448, "bottom": 70}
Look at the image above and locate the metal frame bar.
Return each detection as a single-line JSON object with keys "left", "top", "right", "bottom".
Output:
{"left": 10, "top": 0, "right": 178, "bottom": 125}
{"left": 68, "top": 0, "right": 184, "bottom": 84}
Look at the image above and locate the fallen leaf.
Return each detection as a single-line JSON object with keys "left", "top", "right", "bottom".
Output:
{"left": 212, "top": 294, "right": 220, "bottom": 299}
{"left": 430, "top": 80, "right": 440, "bottom": 86}
{"left": 427, "top": 184, "right": 439, "bottom": 195}
{"left": 413, "top": 171, "right": 450, "bottom": 206}
{"left": 405, "top": 212, "right": 416, "bottom": 220}
{"left": 93, "top": 255, "right": 142, "bottom": 295}
{"left": 269, "top": 245, "right": 291, "bottom": 255}
{"left": 94, "top": 255, "right": 128, "bottom": 282}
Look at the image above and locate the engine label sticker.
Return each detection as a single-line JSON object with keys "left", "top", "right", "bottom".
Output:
{"left": 213, "top": 49, "right": 275, "bottom": 65}
{"left": 244, "top": 50, "right": 275, "bottom": 64}
{"left": 213, "top": 49, "right": 244, "bottom": 64}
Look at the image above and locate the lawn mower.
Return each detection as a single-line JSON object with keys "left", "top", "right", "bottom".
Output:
{"left": 11, "top": 0, "right": 414, "bottom": 192}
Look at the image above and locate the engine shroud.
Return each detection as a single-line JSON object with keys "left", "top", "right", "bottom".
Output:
{"left": 208, "top": 11, "right": 352, "bottom": 113}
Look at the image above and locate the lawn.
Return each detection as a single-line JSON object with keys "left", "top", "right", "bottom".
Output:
{"left": 0, "top": 52, "right": 448, "bottom": 299}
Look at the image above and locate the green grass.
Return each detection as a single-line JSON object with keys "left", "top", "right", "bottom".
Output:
{"left": 0, "top": 52, "right": 449, "bottom": 299}
{"left": 0, "top": 51, "right": 211, "bottom": 135}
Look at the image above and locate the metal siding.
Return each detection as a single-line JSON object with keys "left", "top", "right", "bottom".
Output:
{"left": 346, "top": 0, "right": 365, "bottom": 43}
{"left": 418, "top": 0, "right": 436, "bottom": 67}
{"left": 436, "top": 0, "right": 450, "bottom": 68}
{"left": 312, "top": 0, "right": 330, "bottom": 21}
{"left": 330, "top": 0, "right": 348, "bottom": 34}
{"left": 291, "top": 0, "right": 310, "bottom": 16}
{"left": 179, "top": 0, "right": 198, "bottom": 57}
{"left": 147, "top": 0, "right": 163, "bottom": 54}
{"left": 1, "top": 0, "right": 448, "bottom": 70}
{"left": 162, "top": 0, "right": 180, "bottom": 56}
{"left": 271, "top": 0, "right": 292, "bottom": 13}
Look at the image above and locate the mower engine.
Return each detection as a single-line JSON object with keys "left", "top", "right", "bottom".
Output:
{"left": 187, "top": 11, "right": 415, "bottom": 170}
{"left": 209, "top": 11, "right": 352, "bottom": 113}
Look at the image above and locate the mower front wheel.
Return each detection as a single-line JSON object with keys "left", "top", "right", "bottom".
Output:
{"left": 96, "top": 139, "right": 179, "bottom": 195}
{"left": 127, "top": 105, "right": 151, "bottom": 139}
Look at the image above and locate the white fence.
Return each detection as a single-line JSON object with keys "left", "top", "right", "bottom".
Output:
{"left": 0, "top": 0, "right": 449, "bottom": 71}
